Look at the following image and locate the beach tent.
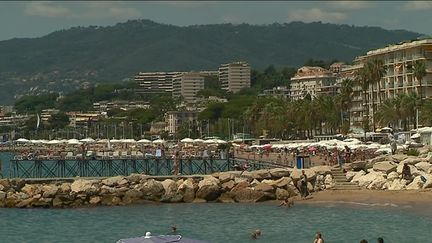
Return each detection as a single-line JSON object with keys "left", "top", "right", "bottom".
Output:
{"left": 137, "top": 139, "right": 151, "bottom": 144}
{"left": 153, "top": 139, "right": 166, "bottom": 144}
{"left": 180, "top": 138, "right": 194, "bottom": 143}
{"left": 80, "top": 138, "right": 95, "bottom": 143}
{"left": 16, "top": 138, "right": 30, "bottom": 143}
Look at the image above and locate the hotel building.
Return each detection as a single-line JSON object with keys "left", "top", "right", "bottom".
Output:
{"left": 172, "top": 72, "right": 205, "bottom": 103}
{"left": 219, "top": 61, "right": 251, "bottom": 93}
{"left": 290, "top": 66, "right": 338, "bottom": 100}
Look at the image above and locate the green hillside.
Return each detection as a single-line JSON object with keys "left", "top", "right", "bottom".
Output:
{"left": 0, "top": 19, "right": 421, "bottom": 104}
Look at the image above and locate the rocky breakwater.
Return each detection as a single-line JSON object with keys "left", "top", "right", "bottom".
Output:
{"left": 0, "top": 166, "right": 335, "bottom": 208}
{"left": 346, "top": 153, "right": 432, "bottom": 190}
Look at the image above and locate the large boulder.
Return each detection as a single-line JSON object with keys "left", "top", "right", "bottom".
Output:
{"left": 198, "top": 176, "right": 220, "bottom": 188}
{"left": 218, "top": 172, "right": 237, "bottom": 183}
{"left": 140, "top": 179, "right": 165, "bottom": 201}
{"left": 217, "top": 192, "right": 235, "bottom": 203}
{"left": 401, "top": 157, "right": 422, "bottom": 165}
{"left": 101, "top": 176, "right": 127, "bottom": 187}
{"left": 254, "top": 183, "right": 274, "bottom": 192}
{"left": 391, "top": 154, "right": 408, "bottom": 162}
{"left": 370, "top": 155, "right": 390, "bottom": 164}
{"left": 311, "top": 166, "right": 332, "bottom": 176}
{"left": 387, "top": 172, "right": 400, "bottom": 182}
{"left": 250, "top": 169, "right": 272, "bottom": 180}
{"left": 269, "top": 168, "right": 291, "bottom": 178}
{"left": 221, "top": 180, "right": 235, "bottom": 191}
{"left": 177, "top": 179, "right": 195, "bottom": 203}
{"left": 21, "top": 184, "right": 41, "bottom": 197}
{"left": 196, "top": 185, "right": 221, "bottom": 201}
{"left": 422, "top": 175, "right": 432, "bottom": 189}
{"left": 357, "top": 172, "right": 382, "bottom": 188}
{"left": 71, "top": 180, "right": 100, "bottom": 193}
{"left": 122, "top": 189, "right": 144, "bottom": 204}
{"left": 373, "top": 161, "right": 397, "bottom": 174}
{"left": 406, "top": 176, "right": 425, "bottom": 190}
{"left": 351, "top": 161, "right": 367, "bottom": 171}
{"left": 41, "top": 185, "right": 59, "bottom": 198}
{"left": 324, "top": 174, "right": 334, "bottom": 188}
{"left": 396, "top": 163, "right": 419, "bottom": 175}
{"left": 233, "top": 188, "right": 273, "bottom": 203}
{"left": 388, "top": 179, "right": 408, "bottom": 190}
{"left": 275, "top": 188, "right": 289, "bottom": 200}
{"left": 346, "top": 171, "right": 357, "bottom": 181}
{"left": 273, "top": 177, "right": 293, "bottom": 188}
{"left": 367, "top": 175, "right": 387, "bottom": 190}
{"left": 351, "top": 170, "right": 367, "bottom": 183}
{"left": 161, "top": 179, "right": 181, "bottom": 203}
{"left": 231, "top": 181, "right": 250, "bottom": 192}
{"left": 415, "top": 162, "right": 432, "bottom": 172}
{"left": 290, "top": 169, "right": 316, "bottom": 182}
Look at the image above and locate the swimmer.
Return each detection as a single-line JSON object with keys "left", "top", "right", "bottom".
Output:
{"left": 171, "top": 225, "right": 177, "bottom": 233}
{"left": 251, "top": 229, "right": 261, "bottom": 240}
{"left": 278, "top": 198, "right": 294, "bottom": 208}
{"left": 313, "top": 232, "right": 324, "bottom": 243}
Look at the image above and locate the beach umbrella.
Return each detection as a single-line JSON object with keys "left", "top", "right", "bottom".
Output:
{"left": 152, "top": 139, "right": 166, "bottom": 144}
{"left": 308, "top": 147, "right": 317, "bottom": 152}
{"left": 411, "top": 133, "right": 421, "bottom": 139}
{"left": 262, "top": 144, "right": 272, "bottom": 150}
{"left": 110, "top": 139, "right": 122, "bottom": 143}
{"left": 40, "top": 140, "right": 50, "bottom": 144}
{"left": 122, "top": 139, "right": 137, "bottom": 143}
{"left": 97, "top": 139, "right": 109, "bottom": 143}
{"left": 47, "top": 139, "right": 61, "bottom": 145}
{"left": 80, "top": 138, "right": 95, "bottom": 143}
{"left": 215, "top": 139, "right": 227, "bottom": 144}
{"left": 203, "top": 139, "right": 216, "bottom": 144}
{"left": 30, "top": 139, "right": 43, "bottom": 144}
{"left": 67, "top": 139, "right": 80, "bottom": 144}
{"left": 180, "top": 138, "right": 194, "bottom": 143}
{"left": 137, "top": 139, "right": 151, "bottom": 144}
{"left": 193, "top": 139, "right": 204, "bottom": 143}
{"left": 16, "top": 138, "right": 30, "bottom": 143}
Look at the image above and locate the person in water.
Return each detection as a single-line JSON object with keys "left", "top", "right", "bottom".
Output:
{"left": 278, "top": 198, "right": 294, "bottom": 207}
{"left": 251, "top": 229, "right": 261, "bottom": 240}
{"left": 313, "top": 232, "right": 324, "bottom": 243}
{"left": 171, "top": 225, "right": 177, "bottom": 234}
{"left": 360, "top": 240, "right": 368, "bottom": 243}
{"left": 377, "top": 237, "right": 384, "bottom": 243}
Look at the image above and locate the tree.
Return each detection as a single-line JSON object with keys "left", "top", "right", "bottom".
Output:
{"left": 413, "top": 60, "right": 427, "bottom": 101}
{"left": 49, "top": 112, "right": 70, "bottom": 129}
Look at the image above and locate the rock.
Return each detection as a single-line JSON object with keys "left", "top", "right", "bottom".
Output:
{"left": 367, "top": 175, "right": 387, "bottom": 190}
{"left": 192, "top": 198, "right": 207, "bottom": 203}
{"left": 60, "top": 183, "right": 71, "bottom": 193}
{"left": 346, "top": 171, "right": 357, "bottom": 181}
{"left": 0, "top": 179, "right": 10, "bottom": 191}
{"left": 415, "top": 162, "right": 432, "bottom": 172}
{"left": 0, "top": 191, "right": 6, "bottom": 201}
{"left": 351, "top": 161, "right": 367, "bottom": 171}
{"left": 254, "top": 183, "right": 274, "bottom": 192}
{"left": 161, "top": 179, "right": 181, "bottom": 203}
{"left": 396, "top": 163, "right": 419, "bottom": 175}
{"left": 234, "top": 176, "right": 251, "bottom": 184}
{"left": 42, "top": 185, "right": 58, "bottom": 198}
{"left": 273, "top": 177, "right": 293, "bottom": 188}
{"left": 307, "top": 182, "right": 314, "bottom": 192}
{"left": 370, "top": 155, "right": 390, "bottom": 164}
{"left": 388, "top": 179, "right": 407, "bottom": 190}
{"left": 89, "top": 196, "right": 101, "bottom": 205}
{"left": 402, "top": 157, "right": 422, "bottom": 165}
{"left": 123, "top": 189, "right": 144, "bottom": 204}
{"left": 250, "top": 169, "right": 272, "bottom": 180}
{"left": 290, "top": 169, "right": 316, "bottom": 182}
{"left": 231, "top": 181, "right": 250, "bottom": 192}
{"left": 406, "top": 176, "right": 425, "bottom": 190}
{"left": 178, "top": 179, "right": 195, "bottom": 203}
{"left": 140, "top": 179, "right": 165, "bottom": 201}
{"left": 21, "top": 184, "right": 41, "bottom": 197}
{"left": 16, "top": 198, "right": 35, "bottom": 208}
{"left": 217, "top": 192, "right": 235, "bottom": 203}
{"left": 387, "top": 172, "right": 400, "bottom": 182}
{"left": 218, "top": 172, "right": 237, "bottom": 183}
{"left": 221, "top": 180, "right": 235, "bottom": 191}
{"left": 70, "top": 180, "right": 99, "bottom": 193}
{"left": 422, "top": 175, "right": 432, "bottom": 189}
{"left": 126, "top": 174, "right": 143, "bottom": 184}
{"left": 198, "top": 176, "right": 220, "bottom": 188}
{"left": 196, "top": 184, "right": 221, "bottom": 201}
{"left": 11, "top": 179, "right": 26, "bottom": 191}
{"left": 324, "top": 174, "right": 334, "bottom": 188}
{"left": 311, "top": 166, "right": 332, "bottom": 175}
{"left": 373, "top": 161, "right": 397, "bottom": 174}
{"left": 351, "top": 170, "right": 366, "bottom": 183}
{"left": 357, "top": 172, "right": 381, "bottom": 188}
{"left": 286, "top": 185, "right": 299, "bottom": 197}
{"left": 101, "top": 195, "right": 116, "bottom": 205}
{"left": 102, "top": 176, "right": 126, "bottom": 187}
{"left": 233, "top": 188, "right": 273, "bottom": 203}
{"left": 391, "top": 154, "right": 408, "bottom": 162}
{"left": 250, "top": 179, "right": 260, "bottom": 186}
{"left": 269, "top": 168, "right": 291, "bottom": 178}
{"left": 275, "top": 188, "right": 289, "bottom": 200}
{"left": 52, "top": 196, "right": 64, "bottom": 207}
{"left": 32, "top": 198, "right": 52, "bottom": 207}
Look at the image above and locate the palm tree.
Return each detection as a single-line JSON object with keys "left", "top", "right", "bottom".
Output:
{"left": 339, "top": 78, "right": 354, "bottom": 126}
{"left": 355, "top": 66, "right": 371, "bottom": 140}
{"left": 413, "top": 60, "right": 427, "bottom": 101}
{"left": 367, "top": 59, "right": 386, "bottom": 130}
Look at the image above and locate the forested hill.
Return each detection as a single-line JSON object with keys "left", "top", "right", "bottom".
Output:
{"left": 0, "top": 19, "right": 421, "bottom": 104}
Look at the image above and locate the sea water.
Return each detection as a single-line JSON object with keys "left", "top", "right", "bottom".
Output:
{"left": 0, "top": 202, "right": 431, "bottom": 243}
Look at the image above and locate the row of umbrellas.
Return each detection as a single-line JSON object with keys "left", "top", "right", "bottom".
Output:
{"left": 14, "top": 138, "right": 227, "bottom": 145}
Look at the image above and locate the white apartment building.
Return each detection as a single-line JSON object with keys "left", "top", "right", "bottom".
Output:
{"left": 172, "top": 72, "right": 205, "bottom": 103}
{"left": 349, "top": 38, "right": 432, "bottom": 129}
{"left": 219, "top": 61, "right": 251, "bottom": 93}
{"left": 290, "top": 66, "right": 337, "bottom": 100}
{"left": 134, "top": 72, "right": 182, "bottom": 94}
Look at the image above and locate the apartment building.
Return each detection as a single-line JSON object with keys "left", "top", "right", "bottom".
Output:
{"left": 134, "top": 72, "right": 182, "bottom": 94}
{"left": 172, "top": 72, "right": 205, "bottom": 103}
{"left": 219, "top": 61, "right": 251, "bottom": 93}
{"left": 348, "top": 38, "right": 432, "bottom": 129}
{"left": 290, "top": 66, "right": 337, "bottom": 100}
{"left": 259, "top": 86, "right": 290, "bottom": 99}
{"left": 93, "top": 101, "right": 150, "bottom": 112}
{"left": 164, "top": 110, "right": 200, "bottom": 135}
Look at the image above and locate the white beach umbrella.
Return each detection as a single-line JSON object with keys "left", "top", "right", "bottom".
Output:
{"left": 47, "top": 139, "right": 61, "bottom": 145}
{"left": 180, "top": 138, "right": 194, "bottom": 143}
{"left": 153, "top": 139, "right": 166, "bottom": 144}
{"left": 67, "top": 139, "right": 80, "bottom": 144}
{"left": 97, "top": 139, "right": 109, "bottom": 143}
{"left": 40, "top": 140, "right": 50, "bottom": 144}
{"left": 137, "top": 139, "right": 151, "bottom": 144}
{"left": 80, "top": 138, "right": 95, "bottom": 143}
{"left": 16, "top": 138, "right": 30, "bottom": 143}
{"left": 203, "top": 139, "right": 216, "bottom": 144}
{"left": 215, "top": 139, "right": 227, "bottom": 144}
{"left": 122, "top": 139, "right": 137, "bottom": 143}
{"left": 193, "top": 139, "right": 205, "bottom": 143}
{"left": 30, "top": 139, "right": 43, "bottom": 144}
{"left": 110, "top": 139, "right": 122, "bottom": 143}
{"left": 410, "top": 133, "right": 421, "bottom": 139}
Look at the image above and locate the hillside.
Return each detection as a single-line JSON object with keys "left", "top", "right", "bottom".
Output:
{"left": 0, "top": 19, "right": 421, "bottom": 104}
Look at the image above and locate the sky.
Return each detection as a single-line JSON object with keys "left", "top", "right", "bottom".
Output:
{"left": 0, "top": 1, "right": 431, "bottom": 41}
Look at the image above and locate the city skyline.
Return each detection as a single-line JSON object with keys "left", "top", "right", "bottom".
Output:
{"left": 0, "top": 1, "right": 431, "bottom": 41}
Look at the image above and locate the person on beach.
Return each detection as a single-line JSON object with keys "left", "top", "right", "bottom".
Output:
{"left": 313, "top": 232, "right": 324, "bottom": 243}
{"left": 300, "top": 170, "right": 309, "bottom": 199}
{"left": 402, "top": 163, "right": 411, "bottom": 180}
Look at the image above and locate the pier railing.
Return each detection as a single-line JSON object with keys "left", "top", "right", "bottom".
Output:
{"left": 9, "top": 157, "right": 286, "bottom": 178}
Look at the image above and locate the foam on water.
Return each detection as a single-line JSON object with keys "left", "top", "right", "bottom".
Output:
{"left": 0, "top": 203, "right": 431, "bottom": 243}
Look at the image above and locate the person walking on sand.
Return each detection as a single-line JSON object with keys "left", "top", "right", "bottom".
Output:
{"left": 313, "top": 232, "right": 324, "bottom": 243}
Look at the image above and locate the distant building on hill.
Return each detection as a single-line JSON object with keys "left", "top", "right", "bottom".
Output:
{"left": 134, "top": 72, "right": 182, "bottom": 94}
{"left": 164, "top": 110, "right": 200, "bottom": 135}
{"left": 93, "top": 100, "right": 150, "bottom": 112}
{"left": 290, "top": 66, "right": 337, "bottom": 100}
{"left": 259, "top": 86, "right": 290, "bottom": 99}
{"left": 219, "top": 61, "right": 251, "bottom": 93}
{"left": 172, "top": 72, "right": 205, "bottom": 103}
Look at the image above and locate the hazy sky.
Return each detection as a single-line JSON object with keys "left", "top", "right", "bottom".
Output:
{"left": 0, "top": 1, "right": 431, "bottom": 41}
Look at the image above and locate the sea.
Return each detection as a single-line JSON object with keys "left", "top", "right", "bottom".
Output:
{"left": 0, "top": 202, "right": 431, "bottom": 243}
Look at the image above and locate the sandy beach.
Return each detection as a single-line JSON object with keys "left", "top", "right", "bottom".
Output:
{"left": 298, "top": 189, "right": 432, "bottom": 210}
